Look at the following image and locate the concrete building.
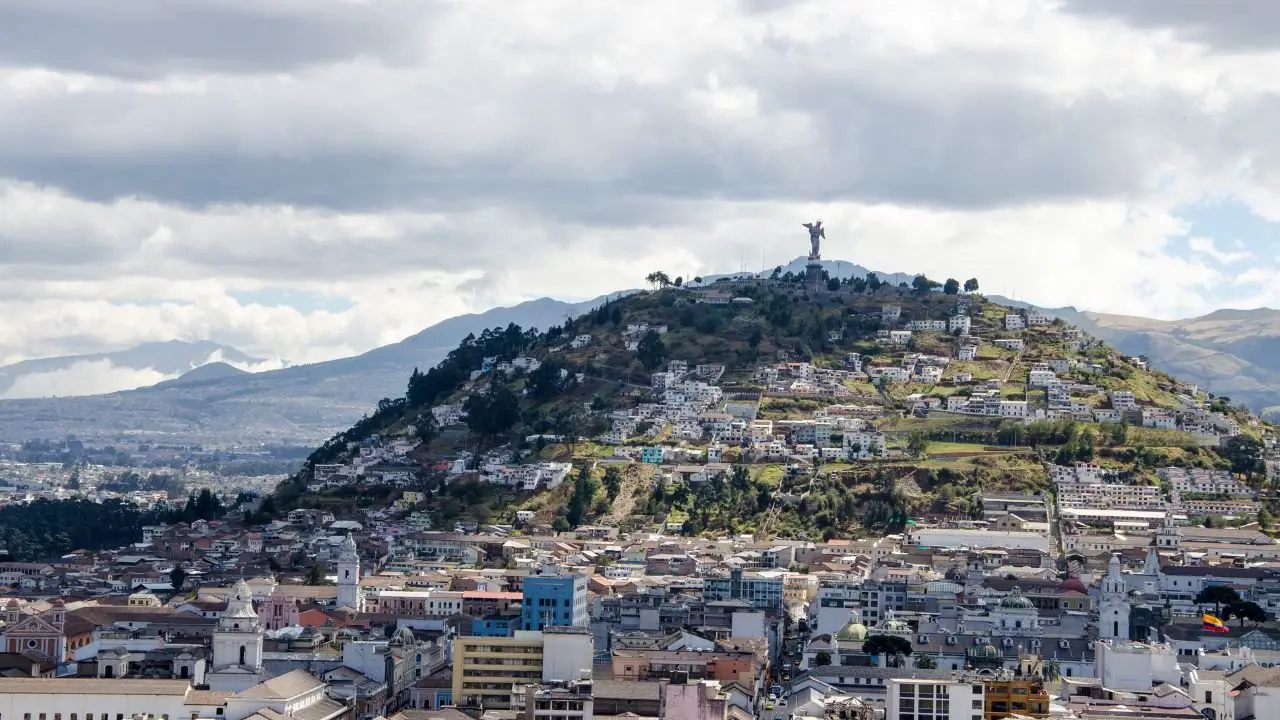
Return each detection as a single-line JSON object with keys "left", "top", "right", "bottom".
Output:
{"left": 451, "top": 628, "right": 592, "bottom": 711}
{"left": 522, "top": 574, "right": 589, "bottom": 631}
{"left": 888, "top": 677, "right": 985, "bottom": 720}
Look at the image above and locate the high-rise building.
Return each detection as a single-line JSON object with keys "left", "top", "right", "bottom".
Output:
{"left": 522, "top": 574, "right": 588, "bottom": 631}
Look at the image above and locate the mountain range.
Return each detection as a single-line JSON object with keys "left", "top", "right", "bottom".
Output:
{"left": 0, "top": 340, "right": 262, "bottom": 400}
{"left": 0, "top": 297, "right": 610, "bottom": 444}
{"left": 3, "top": 259, "right": 1280, "bottom": 444}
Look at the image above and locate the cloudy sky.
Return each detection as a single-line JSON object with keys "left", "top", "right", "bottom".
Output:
{"left": 4, "top": 0, "right": 1280, "bottom": 372}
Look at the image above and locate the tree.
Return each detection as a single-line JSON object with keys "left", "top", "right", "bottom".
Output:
{"left": 814, "top": 651, "right": 832, "bottom": 667}
{"left": 305, "top": 564, "right": 324, "bottom": 586}
{"left": 827, "top": 277, "right": 841, "bottom": 292}
{"left": 862, "top": 635, "right": 913, "bottom": 667}
{"left": 674, "top": 276, "right": 684, "bottom": 287}
{"left": 603, "top": 466, "right": 623, "bottom": 500}
{"left": 464, "top": 385, "right": 521, "bottom": 446}
{"left": 943, "top": 278, "right": 960, "bottom": 295}
{"left": 1224, "top": 600, "right": 1268, "bottom": 627}
{"left": 636, "top": 330, "right": 667, "bottom": 371}
{"left": 645, "top": 271, "right": 672, "bottom": 289}
{"left": 1222, "top": 435, "right": 1265, "bottom": 475}
{"left": 693, "top": 276, "right": 703, "bottom": 284}
{"left": 169, "top": 565, "right": 187, "bottom": 591}
{"left": 963, "top": 277, "right": 980, "bottom": 293}
{"left": 551, "top": 517, "right": 570, "bottom": 533}
{"left": 566, "top": 465, "right": 600, "bottom": 527}
{"left": 866, "top": 272, "right": 882, "bottom": 292}
{"left": 1261, "top": 506, "right": 1275, "bottom": 530}
{"left": 911, "top": 275, "right": 940, "bottom": 294}
{"left": 907, "top": 431, "right": 930, "bottom": 459}
{"left": 412, "top": 412, "right": 438, "bottom": 444}
{"left": 1195, "top": 585, "right": 1241, "bottom": 614}
{"left": 915, "top": 654, "right": 937, "bottom": 669}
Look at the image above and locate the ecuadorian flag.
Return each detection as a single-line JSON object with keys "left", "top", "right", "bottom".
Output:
{"left": 1203, "top": 613, "right": 1229, "bottom": 633}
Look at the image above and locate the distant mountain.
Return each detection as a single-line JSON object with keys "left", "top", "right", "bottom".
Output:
{"left": 151, "top": 361, "right": 249, "bottom": 389}
{"left": 0, "top": 296, "right": 614, "bottom": 444}
{"left": 0, "top": 340, "right": 263, "bottom": 400}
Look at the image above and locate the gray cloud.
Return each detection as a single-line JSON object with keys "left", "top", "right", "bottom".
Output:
{"left": 1058, "top": 0, "right": 1280, "bottom": 51}
{"left": 0, "top": 0, "right": 430, "bottom": 78}
{"left": 2, "top": 0, "right": 1280, "bottom": 365}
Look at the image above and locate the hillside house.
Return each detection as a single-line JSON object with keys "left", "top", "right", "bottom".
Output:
{"left": 992, "top": 338, "right": 1024, "bottom": 351}
{"left": 948, "top": 315, "right": 972, "bottom": 334}
{"left": 881, "top": 305, "right": 902, "bottom": 323}
{"left": 876, "top": 330, "right": 912, "bottom": 345}
{"left": 1028, "top": 369, "right": 1057, "bottom": 387}
{"left": 1027, "top": 311, "right": 1052, "bottom": 326}
{"left": 844, "top": 432, "right": 887, "bottom": 458}
{"left": 570, "top": 334, "right": 593, "bottom": 349}
{"left": 1005, "top": 314, "right": 1026, "bottom": 330}
{"left": 956, "top": 345, "right": 978, "bottom": 361}
{"left": 1110, "top": 390, "right": 1138, "bottom": 411}
{"left": 906, "top": 319, "right": 947, "bottom": 332}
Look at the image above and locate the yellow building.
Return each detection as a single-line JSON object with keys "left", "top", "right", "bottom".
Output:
{"left": 983, "top": 657, "right": 1050, "bottom": 720}
{"left": 452, "top": 632, "right": 545, "bottom": 710}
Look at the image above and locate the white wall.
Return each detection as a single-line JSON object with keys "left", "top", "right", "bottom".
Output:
{"left": 542, "top": 632, "right": 593, "bottom": 683}
{"left": 0, "top": 691, "right": 190, "bottom": 719}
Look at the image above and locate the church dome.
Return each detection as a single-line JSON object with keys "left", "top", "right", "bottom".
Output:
{"left": 391, "top": 626, "right": 417, "bottom": 647}
{"left": 836, "top": 619, "right": 868, "bottom": 642}
{"left": 971, "top": 642, "right": 1001, "bottom": 659}
{"left": 1059, "top": 577, "right": 1088, "bottom": 594}
{"left": 999, "top": 587, "right": 1035, "bottom": 610}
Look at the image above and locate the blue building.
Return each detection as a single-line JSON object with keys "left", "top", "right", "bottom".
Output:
{"left": 640, "top": 446, "right": 665, "bottom": 464}
{"left": 471, "top": 615, "right": 516, "bottom": 637}
{"left": 521, "top": 574, "right": 589, "bottom": 631}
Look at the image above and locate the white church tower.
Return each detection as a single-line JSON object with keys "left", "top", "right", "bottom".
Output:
{"left": 1099, "top": 553, "right": 1131, "bottom": 642}
{"left": 207, "top": 578, "right": 266, "bottom": 691}
{"left": 1156, "top": 514, "right": 1182, "bottom": 550}
{"left": 337, "top": 533, "right": 362, "bottom": 611}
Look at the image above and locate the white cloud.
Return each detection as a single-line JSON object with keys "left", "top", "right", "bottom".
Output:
{"left": 1189, "top": 236, "right": 1254, "bottom": 264}
{"left": 0, "top": 360, "right": 174, "bottom": 399}
{"left": 3, "top": 0, "right": 1280, "bottom": 365}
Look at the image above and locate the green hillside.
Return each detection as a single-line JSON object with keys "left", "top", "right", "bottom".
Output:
{"left": 272, "top": 271, "right": 1269, "bottom": 540}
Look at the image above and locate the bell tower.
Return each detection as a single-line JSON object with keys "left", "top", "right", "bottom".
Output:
{"left": 337, "top": 533, "right": 361, "bottom": 610}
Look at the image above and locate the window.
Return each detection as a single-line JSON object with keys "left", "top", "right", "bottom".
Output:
{"left": 1206, "top": 691, "right": 1213, "bottom": 703}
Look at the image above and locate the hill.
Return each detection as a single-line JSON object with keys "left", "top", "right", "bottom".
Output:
{"left": 150, "top": 361, "right": 249, "bottom": 389}
{"left": 992, "top": 302, "right": 1280, "bottom": 419}
{"left": 275, "top": 273, "right": 1267, "bottom": 541}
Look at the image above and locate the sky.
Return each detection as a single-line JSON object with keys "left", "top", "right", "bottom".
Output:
{"left": 4, "top": 0, "right": 1280, "bottom": 374}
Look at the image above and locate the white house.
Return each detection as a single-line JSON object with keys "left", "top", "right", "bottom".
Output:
{"left": 1005, "top": 314, "right": 1026, "bottom": 330}
{"left": 948, "top": 315, "right": 972, "bottom": 335}
{"left": 1027, "top": 311, "right": 1052, "bottom": 326}
{"left": 570, "top": 334, "right": 593, "bottom": 349}
{"left": 956, "top": 345, "right": 978, "bottom": 361}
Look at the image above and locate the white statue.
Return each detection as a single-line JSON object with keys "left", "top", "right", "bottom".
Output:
{"left": 802, "top": 219, "right": 825, "bottom": 260}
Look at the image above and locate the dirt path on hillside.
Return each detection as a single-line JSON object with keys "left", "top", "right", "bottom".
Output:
{"left": 602, "top": 462, "right": 650, "bottom": 523}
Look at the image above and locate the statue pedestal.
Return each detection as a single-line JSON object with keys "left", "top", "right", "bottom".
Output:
{"left": 806, "top": 260, "right": 823, "bottom": 289}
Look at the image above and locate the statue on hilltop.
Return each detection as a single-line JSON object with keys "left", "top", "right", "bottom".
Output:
{"left": 802, "top": 219, "right": 824, "bottom": 261}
